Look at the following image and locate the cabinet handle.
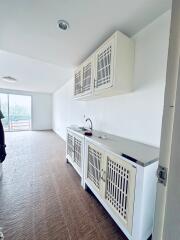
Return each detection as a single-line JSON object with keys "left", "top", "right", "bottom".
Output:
{"left": 100, "top": 169, "right": 103, "bottom": 180}
{"left": 101, "top": 170, "right": 106, "bottom": 182}
{"left": 94, "top": 78, "right": 97, "bottom": 88}
{"left": 72, "top": 146, "right": 75, "bottom": 152}
{"left": 103, "top": 171, "right": 106, "bottom": 182}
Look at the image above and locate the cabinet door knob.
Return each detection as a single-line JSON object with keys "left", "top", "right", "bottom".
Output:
{"left": 94, "top": 78, "right": 97, "bottom": 88}
{"left": 101, "top": 170, "right": 106, "bottom": 182}
{"left": 100, "top": 169, "right": 104, "bottom": 180}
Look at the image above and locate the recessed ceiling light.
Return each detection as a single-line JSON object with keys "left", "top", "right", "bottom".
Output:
{"left": 57, "top": 20, "right": 69, "bottom": 31}
{"left": 1, "top": 76, "right": 18, "bottom": 83}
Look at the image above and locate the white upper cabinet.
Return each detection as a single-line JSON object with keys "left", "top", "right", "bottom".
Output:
{"left": 74, "top": 68, "right": 82, "bottom": 97}
{"left": 74, "top": 31, "right": 134, "bottom": 100}
{"left": 94, "top": 37, "right": 115, "bottom": 92}
{"left": 74, "top": 57, "right": 93, "bottom": 98}
{"left": 81, "top": 57, "right": 93, "bottom": 96}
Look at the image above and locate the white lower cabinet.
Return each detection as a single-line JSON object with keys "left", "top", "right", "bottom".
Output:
{"left": 66, "top": 128, "right": 158, "bottom": 240}
{"left": 66, "top": 129, "right": 84, "bottom": 179}
{"left": 67, "top": 131, "right": 74, "bottom": 162}
{"left": 85, "top": 142, "right": 136, "bottom": 233}
{"left": 104, "top": 153, "right": 136, "bottom": 233}
{"left": 86, "top": 143, "right": 103, "bottom": 194}
{"left": 84, "top": 139, "right": 158, "bottom": 240}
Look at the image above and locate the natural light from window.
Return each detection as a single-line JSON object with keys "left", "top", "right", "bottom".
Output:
{"left": 0, "top": 93, "right": 32, "bottom": 131}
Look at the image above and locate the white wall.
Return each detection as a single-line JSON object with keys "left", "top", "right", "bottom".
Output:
{"left": 31, "top": 93, "right": 52, "bottom": 130}
{"left": 53, "top": 11, "right": 171, "bottom": 147}
{"left": 0, "top": 88, "right": 52, "bottom": 130}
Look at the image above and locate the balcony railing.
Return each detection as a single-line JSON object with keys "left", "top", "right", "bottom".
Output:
{"left": 3, "top": 119, "right": 31, "bottom": 131}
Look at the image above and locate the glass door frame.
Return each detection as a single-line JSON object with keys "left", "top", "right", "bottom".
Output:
{"left": 0, "top": 92, "right": 32, "bottom": 132}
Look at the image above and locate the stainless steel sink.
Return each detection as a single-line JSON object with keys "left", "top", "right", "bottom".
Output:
{"left": 78, "top": 127, "right": 88, "bottom": 131}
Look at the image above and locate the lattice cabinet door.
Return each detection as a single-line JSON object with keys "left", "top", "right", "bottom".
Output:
{"left": 103, "top": 153, "right": 136, "bottom": 233}
{"left": 74, "top": 136, "right": 82, "bottom": 172}
{"left": 82, "top": 57, "right": 93, "bottom": 95}
{"left": 74, "top": 68, "right": 82, "bottom": 96}
{"left": 86, "top": 143, "right": 104, "bottom": 193}
{"left": 94, "top": 38, "right": 115, "bottom": 91}
{"left": 67, "top": 132, "right": 74, "bottom": 162}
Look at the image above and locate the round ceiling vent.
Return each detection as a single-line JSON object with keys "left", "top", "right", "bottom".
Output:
{"left": 58, "top": 20, "right": 69, "bottom": 31}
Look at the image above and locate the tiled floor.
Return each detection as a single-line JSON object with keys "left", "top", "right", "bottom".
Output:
{"left": 0, "top": 131, "right": 127, "bottom": 240}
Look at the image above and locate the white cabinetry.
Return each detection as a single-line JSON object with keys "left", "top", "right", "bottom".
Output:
{"left": 74, "top": 31, "right": 134, "bottom": 100}
{"left": 82, "top": 57, "right": 93, "bottom": 96}
{"left": 84, "top": 139, "right": 158, "bottom": 240}
{"left": 85, "top": 141, "right": 136, "bottom": 233}
{"left": 104, "top": 152, "right": 136, "bottom": 233}
{"left": 74, "top": 68, "right": 82, "bottom": 97}
{"left": 74, "top": 56, "right": 93, "bottom": 98}
{"left": 67, "top": 131, "right": 74, "bottom": 162}
{"left": 94, "top": 38, "right": 115, "bottom": 92}
{"left": 66, "top": 127, "right": 158, "bottom": 240}
{"left": 66, "top": 129, "right": 84, "bottom": 179}
{"left": 86, "top": 143, "right": 103, "bottom": 194}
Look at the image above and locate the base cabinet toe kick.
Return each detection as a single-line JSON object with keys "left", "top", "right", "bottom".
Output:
{"left": 66, "top": 127, "right": 159, "bottom": 240}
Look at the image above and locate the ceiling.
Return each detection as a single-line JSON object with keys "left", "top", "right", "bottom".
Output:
{"left": 0, "top": 0, "right": 171, "bottom": 93}
{"left": 0, "top": 50, "right": 73, "bottom": 93}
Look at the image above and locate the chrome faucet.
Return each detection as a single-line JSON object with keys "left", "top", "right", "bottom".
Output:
{"left": 85, "top": 118, "right": 93, "bottom": 131}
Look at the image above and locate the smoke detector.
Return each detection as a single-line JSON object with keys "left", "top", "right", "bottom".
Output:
{"left": 57, "top": 20, "right": 70, "bottom": 31}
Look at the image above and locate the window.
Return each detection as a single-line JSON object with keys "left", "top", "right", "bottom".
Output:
{"left": 0, "top": 93, "right": 32, "bottom": 131}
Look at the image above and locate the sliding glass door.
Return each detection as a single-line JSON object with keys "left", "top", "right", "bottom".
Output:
{"left": 0, "top": 93, "right": 9, "bottom": 131}
{"left": 0, "top": 93, "right": 32, "bottom": 131}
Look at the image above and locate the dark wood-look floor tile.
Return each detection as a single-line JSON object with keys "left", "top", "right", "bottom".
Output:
{"left": 0, "top": 131, "right": 128, "bottom": 240}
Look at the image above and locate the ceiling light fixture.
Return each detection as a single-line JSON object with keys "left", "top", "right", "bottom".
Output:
{"left": 1, "top": 76, "right": 18, "bottom": 83}
{"left": 57, "top": 20, "right": 69, "bottom": 31}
